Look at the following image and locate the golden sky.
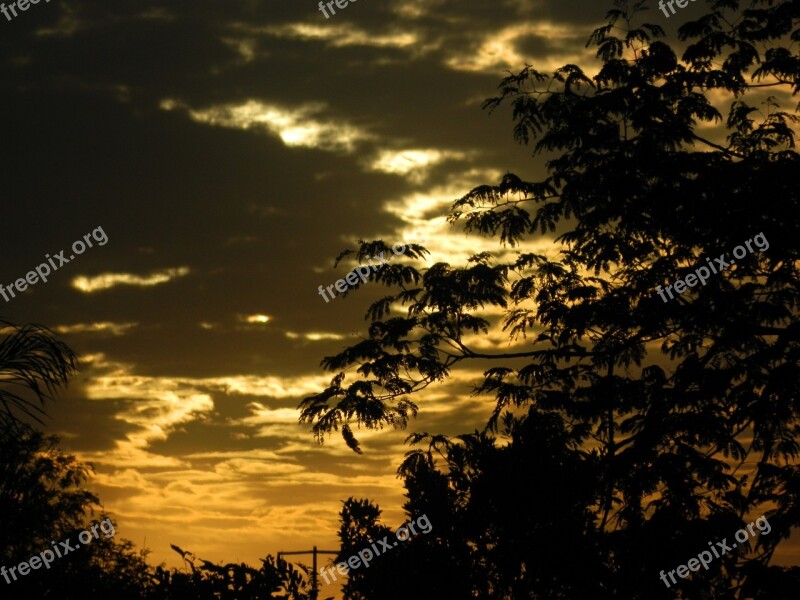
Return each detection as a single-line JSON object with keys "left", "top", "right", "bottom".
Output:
{"left": 1, "top": 0, "right": 797, "bottom": 587}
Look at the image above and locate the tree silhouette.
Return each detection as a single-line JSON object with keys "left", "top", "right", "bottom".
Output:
{"left": 302, "top": 0, "right": 800, "bottom": 596}
{"left": 334, "top": 414, "right": 604, "bottom": 600}
{"left": 0, "top": 319, "right": 320, "bottom": 599}
{"left": 0, "top": 426, "right": 152, "bottom": 600}
{"left": 0, "top": 319, "right": 78, "bottom": 435}
{"left": 0, "top": 427, "right": 99, "bottom": 563}
{"left": 0, "top": 424, "right": 316, "bottom": 599}
{"left": 147, "top": 545, "right": 315, "bottom": 599}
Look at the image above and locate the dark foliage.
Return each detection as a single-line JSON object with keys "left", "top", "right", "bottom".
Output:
{"left": 304, "top": 0, "right": 800, "bottom": 597}
{"left": 147, "top": 545, "right": 315, "bottom": 600}
{"left": 0, "top": 319, "right": 78, "bottom": 433}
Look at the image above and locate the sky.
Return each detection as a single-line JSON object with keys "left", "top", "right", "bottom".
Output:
{"left": 1, "top": 0, "right": 797, "bottom": 588}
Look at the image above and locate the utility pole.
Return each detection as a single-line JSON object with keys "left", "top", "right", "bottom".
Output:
{"left": 277, "top": 546, "right": 339, "bottom": 600}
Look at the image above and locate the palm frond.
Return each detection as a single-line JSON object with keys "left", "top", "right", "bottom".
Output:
{"left": 0, "top": 320, "right": 78, "bottom": 429}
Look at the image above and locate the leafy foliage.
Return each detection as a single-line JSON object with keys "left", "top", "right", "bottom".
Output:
{"left": 148, "top": 546, "right": 315, "bottom": 600}
{"left": 303, "top": 0, "right": 800, "bottom": 596}
{"left": 0, "top": 319, "right": 78, "bottom": 432}
{"left": 0, "top": 424, "right": 318, "bottom": 600}
{"left": 0, "top": 426, "right": 99, "bottom": 564}
{"left": 0, "top": 426, "right": 151, "bottom": 600}
{"left": 0, "top": 323, "right": 315, "bottom": 599}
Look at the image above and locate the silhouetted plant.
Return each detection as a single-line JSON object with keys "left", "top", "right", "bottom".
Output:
{"left": 0, "top": 427, "right": 98, "bottom": 564}
{"left": 303, "top": 0, "right": 800, "bottom": 597}
{"left": 147, "top": 545, "right": 316, "bottom": 600}
{"left": 0, "top": 319, "right": 78, "bottom": 434}
{"left": 0, "top": 426, "right": 151, "bottom": 600}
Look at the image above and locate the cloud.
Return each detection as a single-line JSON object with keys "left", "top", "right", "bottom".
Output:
{"left": 239, "top": 314, "right": 272, "bottom": 324}
{"left": 54, "top": 321, "right": 138, "bottom": 335}
{"left": 259, "top": 22, "right": 420, "bottom": 49}
{"left": 285, "top": 331, "right": 347, "bottom": 341}
{"left": 214, "top": 458, "right": 305, "bottom": 477}
{"left": 82, "top": 356, "right": 333, "bottom": 404}
{"left": 443, "top": 21, "right": 596, "bottom": 74}
{"left": 367, "top": 148, "right": 469, "bottom": 183}
{"left": 72, "top": 267, "right": 190, "bottom": 293}
{"left": 160, "top": 99, "right": 371, "bottom": 153}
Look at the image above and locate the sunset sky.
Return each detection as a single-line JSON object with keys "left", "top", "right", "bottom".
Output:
{"left": 1, "top": 0, "right": 796, "bottom": 585}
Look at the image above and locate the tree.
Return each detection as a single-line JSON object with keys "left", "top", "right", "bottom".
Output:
{"left": 0, "top": 427, "right": 99, "bottom": 563}
{"left": 330, "top": 497, "right": 468, "bottom": 600}
{"left": 0, "top": 320, "right": 154, "bottom": 599}
{"left": 0, "top": 426, "right": 152, "bottom": 600}
{"left": 147, "top": 545, "right": 315, "bottom": 600}
{"left": 0, "top": 319, "right": 78, "bottom": 434}
{"left": 301, "top": 0, "right": 800, "bottom": 596}
{"left": 0, "top": 424, "right": 316, "bottom": 600}
{"left": 335, "top": 414, "right": 603, "bottom": 600}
